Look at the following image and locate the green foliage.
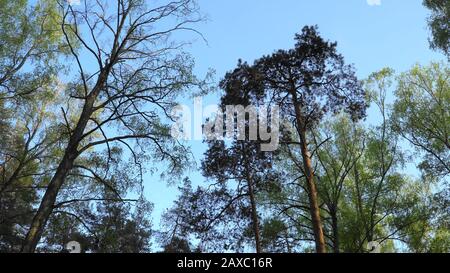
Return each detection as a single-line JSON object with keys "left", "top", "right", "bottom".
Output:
{"left": 0, "top": 1, "right": 448, "bottom": 254}
{"left": 41, "top": 198, "right": 153, "bottom": 253}
{"left": 0, "top": 0, "right": 66, "bottom": 100}
{"left": 423, "top": 0, "right": 450, "bottom": 57}
{"left": 392, "top": 62, "right": 449, "bottom": 178}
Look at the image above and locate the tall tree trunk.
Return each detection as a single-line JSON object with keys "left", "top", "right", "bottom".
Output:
{"left": 292, "top": 92, "right": 327, "bottom": 253}
{"left": 247, "top": 177, "right": 262, "bottom": 253}
{"left": 20, "top": 156, "right": 75, "bottom": 253}
{"left": 299, "top": 130, "right": 327, "bottom": 253}
{"left": 21, "top": 74, "right": 106, "bottom": 253}
{"left": 243, "top": 143, "right": 262, "bottom": 253}
{"left": 353, "top": 162, "right": 368, "bottom": 253}
{"left": 330, "top": 207, "right": 340, "bottom": 253}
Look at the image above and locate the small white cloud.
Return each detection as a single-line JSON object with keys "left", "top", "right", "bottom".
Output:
{"left": 367, "top": 0, "right": 381, "bottom": 6}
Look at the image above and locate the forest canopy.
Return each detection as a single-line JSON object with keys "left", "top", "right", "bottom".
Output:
{"left": 0, "top": 0, "right": 448, "bottom": 253}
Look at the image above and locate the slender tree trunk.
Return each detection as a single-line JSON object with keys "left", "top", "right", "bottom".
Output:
{"left": 292, "top": 92, "right": 327, "bottom": 253}
{"left": 21, "top": 74, "right": 106, "bottom": 253}
{"left": 243, "top": 143, "right": 262, "bottom": 253}
{"left": 330, "top": 208, "right": 340, "bottom": 253}
{"left": 247, "top": 177, "right": 262, "bottom": 253}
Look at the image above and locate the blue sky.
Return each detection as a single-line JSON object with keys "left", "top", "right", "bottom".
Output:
{"left": 144, "top": 0, "right": 446, "bottom": 229}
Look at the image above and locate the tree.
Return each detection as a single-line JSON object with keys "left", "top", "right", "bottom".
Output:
{"left": 199, "top": 62, "right": 279, "bottom": 253}
{"left": 312, "top": 115, "right": 366, "bottom": 253}
{"left": 41, "top": 196, "right": 153, "bottom": 253}
{"left": 0, "top": 93, "right": 60, "bottom": 252}
{"left": 162, "top": 237, "right": 194, "bottom": 253}
{"left": 423, "top": 0, "right": 450, "bottom": 57}
{"left": 22, "top": 0, "right": 204, "bottom": 252}
{"left": 160, "top": 178, "right": 256, "bottom": 252}
{"left": 392, "top": 62, "right": 449, "bottom": 178}
{"left": 0, "top": 0, "right": 65, "bottom": 100}
{"left": 337, "top": 68, "right": 434, "bottom": 253}
{"left": 201, "top": 141, "right": 263, "bottom": 252}
{"left": 390, "top": 62, "right": 449, "bottom": 252}
{"left": 0, "top": 0, "right": 67, "bottom": 247}
{"left": 247, "top": 26, "right": 367, "bottom": 252}
{"left": 260, "top": 217, "right": 294, "bottom": 253}
{"left": 261, "top": 68, "right": 435, "bottom": 253}
{"left": 0, "top": 59, "right": 65, "bottom": 253}
{"left": 89, "top": 198, "right": 152, "bottom": 253}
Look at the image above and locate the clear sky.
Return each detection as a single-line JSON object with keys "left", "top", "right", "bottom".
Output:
{"left": 144, "top": 0, "right": 446, "bottom": 230}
